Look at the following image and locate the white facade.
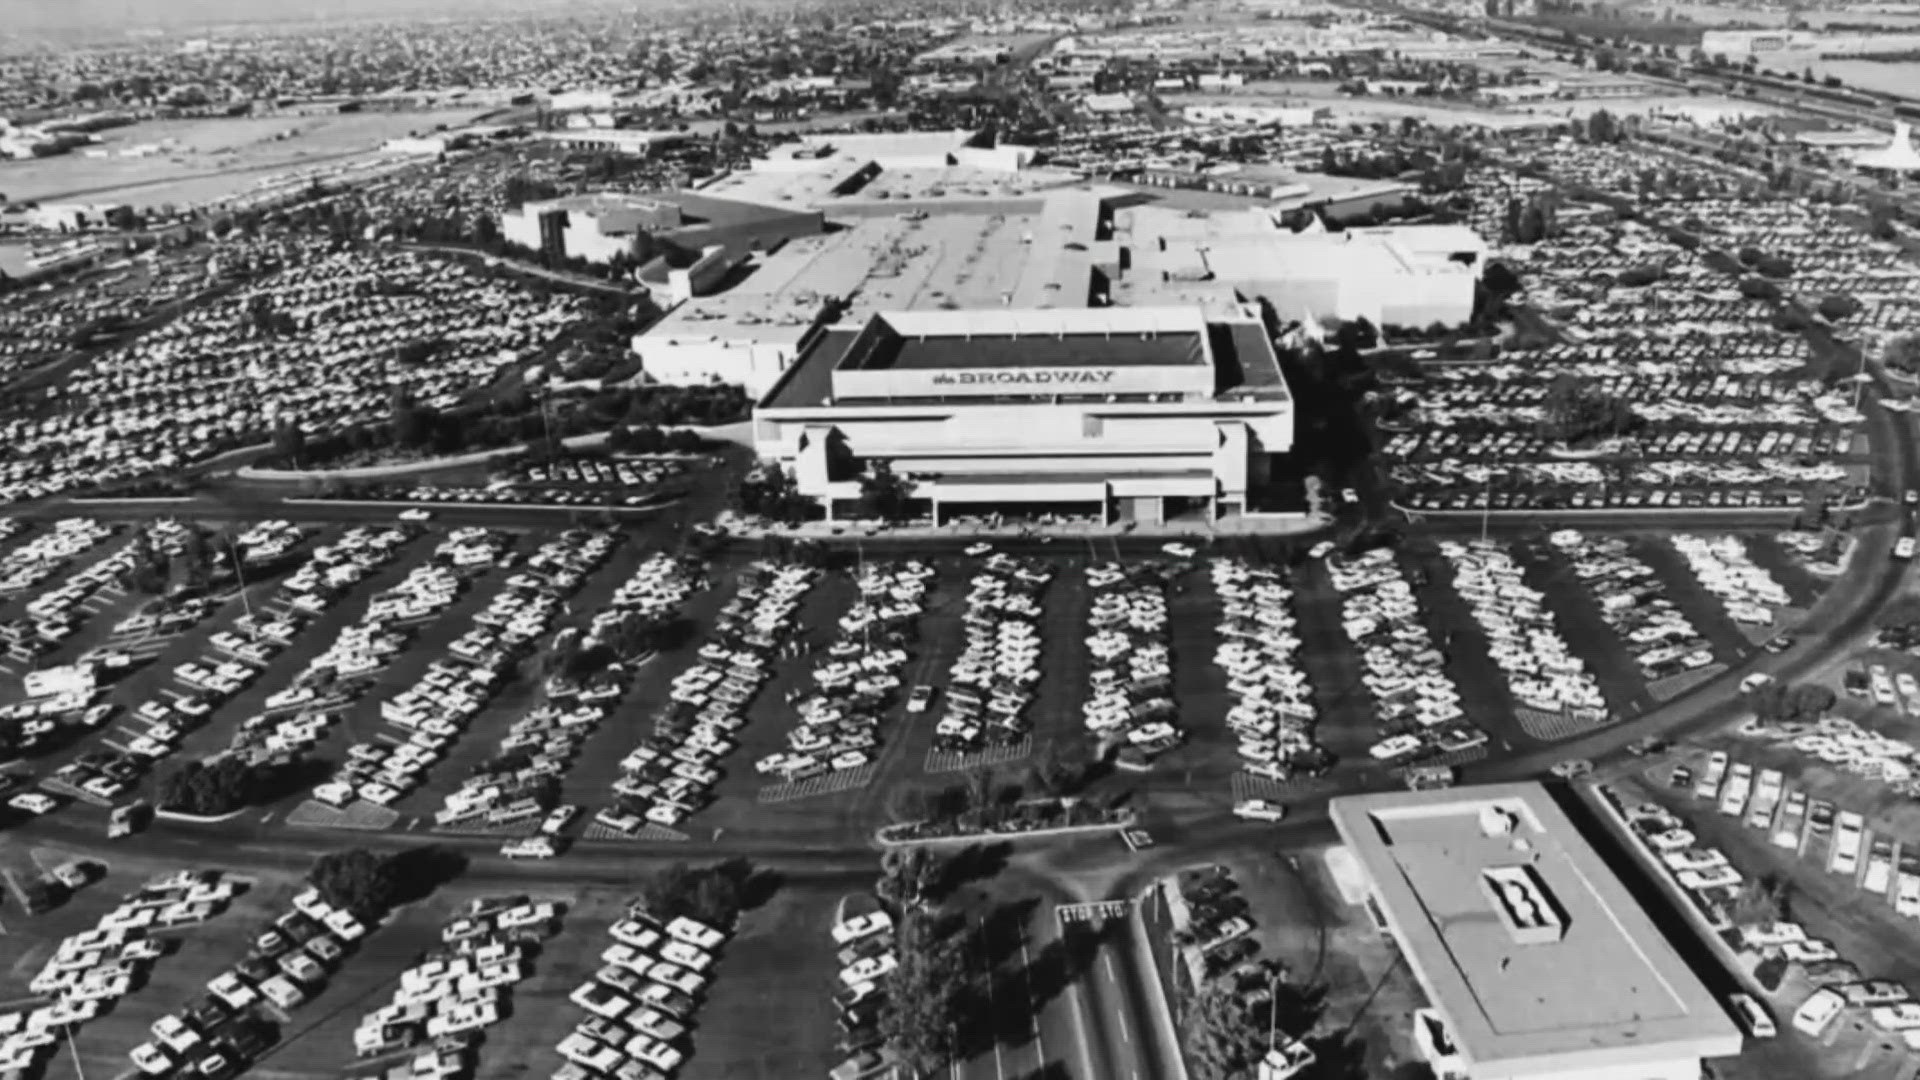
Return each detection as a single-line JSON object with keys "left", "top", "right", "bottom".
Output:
{"left": 754, "top": 306, "right": 1293, "bottom": 523}
{"left": 634, "top": 334, "right": 802, "bottom": 397}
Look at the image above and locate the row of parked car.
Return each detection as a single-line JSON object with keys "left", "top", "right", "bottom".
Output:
{"left": 557, "top": 906, "right": 733, "bottom": 1080}
{"left": 439, "top": 548, "right": 710, "bottom": 843}
{"left": 605, "top": 561, "right": 817, "bottom": 834}
{"left": 329, "top": 484, "right": 675, "bottom": 510}
{"left": 1324, "top": 551, "right": 1474, "bottom": 766}
{"left": 219, "top": 526, "right": 417, "bottom": 761}
{"left": 0, "top": 518, "right": 115, "bottom": 596}
{"left": 38, "top": 527, "right": 411, "bottom": 808}
{"left": 1213, "top": 559, "right": 1325, "bottom": 784}
{"left": 134, "top": 878, "right": 373, "bottom": 1079}
{"left": 1, "top": 867, "right": 226, "bottom": 1074}
{"left": 1548, "top": 530, "right": 1714, "bottom": 684}
{"left": 757, "top": 561, "right": 933, "bottom": 783}
{"left": 1441, "top": 539, "right": 1606, "bottom": 719}
{"left": 931, "top": 552, "right": 1053, "bottom": 754}
{"left": 1670, "top": 534, "right": 1792, "bottom": 629}
{"left": 356, "top": 896, "right": 560, "bottom": 1060}
{"left": 828, "top": 898, "right": 897, "bottom": 1078}
{"left": 317, "top": 530, "right": 611, "bottom": 810}
{"left": 1083, "top": 561, "right": 1181, "bottom": 768}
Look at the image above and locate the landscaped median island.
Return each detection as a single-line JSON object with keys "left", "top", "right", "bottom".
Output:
{"left": 878, "top": 762, "right": 1131, "bottom": 844}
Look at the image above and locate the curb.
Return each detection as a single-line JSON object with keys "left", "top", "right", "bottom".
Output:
{"left": 154, "top": 806, "right": 250, "bottom": 823}
{"left": 1130, "top": 886, "right": 1193, "bottom": 1080}
{"left": 1389, "top": 499, "right": 1803, "bottom": 520}
{"left": 874, "top": 811, "right": 1135, "bottom": 847}
{"left": 281, "top": 497, "right": 681, "bottom": 514}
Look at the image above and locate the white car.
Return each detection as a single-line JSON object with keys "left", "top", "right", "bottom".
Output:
{"left": 1232, "top": 799, "right": 1286, "bottom": 823}
{"left": 1162, "top": 542, "right": 1196, "bottom": 558}
{"left": 832, "top": 912, "right": 894, "bottom": 945}
{"left": 399, "top": 509, "right": 434, "bottom": 523}
{"left": 8, "top": 793, "right": 57, "bottom": 816}
{"left": 502, "top": 836, "right": 559, "bottom": 860}
{"left": 539, "top": 805, "right": 580, "bottom": 836}
{"left": 906, "top": 686, "right": 935, "bottom": 714}
{"left": 964, "top": 543, "right": 994, "bottom": 557}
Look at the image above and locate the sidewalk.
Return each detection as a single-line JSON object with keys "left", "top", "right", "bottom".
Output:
{"left": 713, "top": 509, "right": 1330, "bottom": 541}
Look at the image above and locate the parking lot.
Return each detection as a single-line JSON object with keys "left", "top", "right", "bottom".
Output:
{"left": 1607, "top": 757, "right": 1920, "bottom": 1080}
{"left": 0, "top": 517, "right": 1835, "bottom": 850}
{"left": 1378, "top": 139, "right": 1919, "bottom": 517}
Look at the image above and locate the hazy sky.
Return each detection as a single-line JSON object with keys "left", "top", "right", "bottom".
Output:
{"left": 1, "top": 0, "right": 609, "bottom": 36}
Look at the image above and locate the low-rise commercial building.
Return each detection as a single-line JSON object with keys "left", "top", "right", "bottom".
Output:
{"left": 1329, "top": 783, "right": 1743, "bottom": 1080}
{"left": 752, "top": 305, "right": 1293, "bottom": 524}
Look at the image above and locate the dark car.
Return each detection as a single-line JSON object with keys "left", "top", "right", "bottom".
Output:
{"left": 1667, "top": 765, "right": 1694, "bottom": 790}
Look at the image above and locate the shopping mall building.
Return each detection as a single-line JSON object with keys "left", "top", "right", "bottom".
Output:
{"left": 750, "top": 305, "right": 1293, "bottom": 524}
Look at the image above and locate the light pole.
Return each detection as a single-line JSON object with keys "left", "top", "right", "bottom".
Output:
{"left": 1269, "top": 968, "right": 1283, "bottom": 1053}
{"left": 225, "top": 537, "right": 255, "bottom": 625}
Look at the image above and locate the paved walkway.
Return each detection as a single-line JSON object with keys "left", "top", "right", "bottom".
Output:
{"left": 714, "top": 509, "right": 1329, "bottom": 542}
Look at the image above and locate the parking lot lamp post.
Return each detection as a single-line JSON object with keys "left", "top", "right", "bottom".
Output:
{"left": 1269, "top": 969, "right": 1282, "bottom": 1052}
{"left": 225, "top": 537, "right": 255, "bottom": 625}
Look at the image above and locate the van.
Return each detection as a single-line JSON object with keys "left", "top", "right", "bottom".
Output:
{"left": 1730, "top": 993, "right": 1775, "bottom": 1038}
{"left": 487, "top": 799, "right": 543, "bottom": 826}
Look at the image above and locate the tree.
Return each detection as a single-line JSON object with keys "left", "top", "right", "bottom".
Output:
{"left": 1817, "top": 294, "right": 1861, "bottom": 322}
{"left": 881, "top": 913, "right": 968, "bottom": 1077}
{"left": 1730, "top": 873, "right": 1791, "bottom": 928}
{"left": 1539, "top": 374, "right": 1639, "bottom": 447}
{"left": 1585, "top": 108, "right": 1620, "bottom": 143}
{"left": 857, "top": 461, "right": 917, "bottom": 522}
{"left": 271, "top": 418, "right": 307, "bottom": 465}
{"left": 1186, "top": 978, "right": 1269, "bottom": 1080}
{"left": 736, "top": 462, "right": 813, "bottom": 525}
{"left": 309, "top": 849, "right": 401, "bottom": 916}
{"left": 157, "top": 756, "right": 257, "bottom": 815}
{"left": 878, "top": 846, "right": 945, "bottom": 912}
{"left": 1884, "top": 332, "right": 1920, "bottom": 375}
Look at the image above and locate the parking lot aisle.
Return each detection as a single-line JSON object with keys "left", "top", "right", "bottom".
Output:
{"left": 1284, "top": 561, "right": 1379, "bottom": 767}
{"left": 1396, "top": 546, "right": 1527, "bottom": 751}
{"left": 1633, "top": 538, "right": 1754, "bottom": 665}
{"left": 1032, "top": 556, "right": 1095, "bottom": 759}
{"left": 847, "top": 565, "right": 966, "bottom": 819}
{"left": 556, "top": 568, "right": 739, "bottom": 812}
{"left": 422, "top": 889, "right": 632, "bottom": 1080}
{"left": 674, "top": 881, "right": 843, "bottom": 1080}
{"left": 1640, "top": 781, "right": 1920, "bottom": 1008}
{"left": 1164, "top": 561, "right": 1227, "bottom": 748}
{"left": 403, "top": 540, "right": 655, "bottom": 815}
{"left": 155, "top": 530, "right": 443, "bottom": 770}
{"left": 1514, "top": 541, "right": 1659, "bottom": 717}
{"left": 699, "top": 569, "right": 853, "bottom": 823}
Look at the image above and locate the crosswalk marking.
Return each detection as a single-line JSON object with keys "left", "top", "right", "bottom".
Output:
{"left": 1513, "top": 707, "right": 1607, "bottom": 743}
{"left": 583, "top": 822, "right": 690, "bottom": 842}
{"left": 1230, "top": 771, "right": 1333, "bottom": 804}
{"left": 1647, "top": 663, "right": 1727, "bottom": 704}
{"left": 758, "top": 765, "right": 877, "bottom": 804}
{"left": 285, "top": 800, "right": 401, "bottom": 831}
{"left": 925, "top": 737, "right": 1033, "bottom": 776}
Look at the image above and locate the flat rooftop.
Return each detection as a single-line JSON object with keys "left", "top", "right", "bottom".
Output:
{"left": 1329, "top": 784, "right": 1741, "bottom": 1076}
{"left": 761, "top": 306, "right": 1288, "bottom": 411}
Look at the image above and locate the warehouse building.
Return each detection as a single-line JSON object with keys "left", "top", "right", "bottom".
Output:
{"left": 1328, "top": 784, "right": 1742, "bottom": 1080}
{"left": 752, "top": 305, "right": 1293, "bottom": 524}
